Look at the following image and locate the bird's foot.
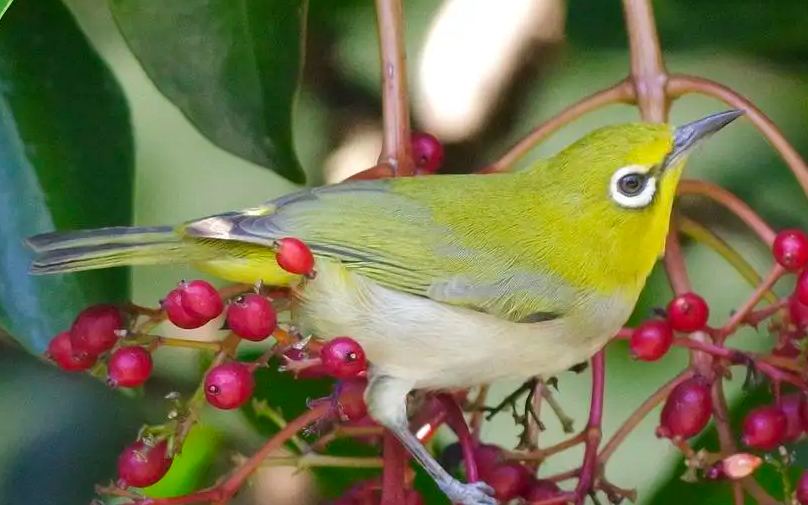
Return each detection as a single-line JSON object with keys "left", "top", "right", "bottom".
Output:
{"left": 438, "top": 479, "right": 498, "bottom": 505}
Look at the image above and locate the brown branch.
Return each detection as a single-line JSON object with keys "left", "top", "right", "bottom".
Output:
{"left": 480, "top": 81, "right": 634, "bottom": 173}
{"left": 668, "top": 74, "right": 808, "bottom": 197}
{"left": 621, "top": 0, "right": 669, "bottom": 121}
{"left": 374, "top": 0, "right": 414, "bottom": 176}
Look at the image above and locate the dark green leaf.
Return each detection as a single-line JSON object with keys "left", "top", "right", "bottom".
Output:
{"left": 0, "top": 0, "right": 134, "bottom": 353}
{"left": 0, "top": 0, "right": 13, "bottom": 22}
{"left": 109, "top": 0, "right": 308, "bottom": 184}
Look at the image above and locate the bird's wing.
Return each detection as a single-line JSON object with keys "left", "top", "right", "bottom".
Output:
{"left": 182, "top": 176, "right": 574, "bottom": 322}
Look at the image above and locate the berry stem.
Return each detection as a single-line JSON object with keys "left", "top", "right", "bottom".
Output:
{"left": 437, "top": 393, "right": 480, "bottom": 482}
{"left": 508, "top": 431, "right": 585, "bottom": 462}
{"left": 719, "top": 265, "right": 786, "bottom": 340}
{"left": 247, "top": 453, "right": 384, "bottom": 469}
{"left": 539, "top": 381, "right": 575, "bottom": 433}
{"left": 678, "top": 217, "right": 778, "bottom": 304}
{"left": 574, "top": 350, "right": 605, "bottom": 504}
{"left": 480, "top": 81, "right": 634, "bottom": 174}
{"left": 599, "top": 370, "right": 695, "bottom": 463}
{"left": 668, "top": 74, "right": 808, "bottom": 197}
{"left": 373, "top": 0, "right": 414, "bottom": 176}
{"left": 252, "top": 399, "right": 309, "bottom": 453}
{"left": 663, "top": 227, "right": 693, "bottom": 294}
{"left": 308, "top": 425, "right": 386, "bottom": 452}
{"left": 153, "top": 336, "right": 222, "bottom": 352}
{"left": 677, "top": 180, "right": 777, "bottom": 245}
{"left": 380, "top": 431, "right": 408, "bottom": 505}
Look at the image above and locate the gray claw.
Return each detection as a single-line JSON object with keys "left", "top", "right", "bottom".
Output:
{"left": 439, "top": 479, "right": 498, "bottom": 505}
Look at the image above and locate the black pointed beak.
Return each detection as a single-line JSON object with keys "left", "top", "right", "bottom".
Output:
{"left": 663, "top": 109, "right": 745, "bottom": 170}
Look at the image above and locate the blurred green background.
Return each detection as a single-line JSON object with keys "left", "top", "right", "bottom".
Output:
{"left": 2, "top": 0, "right": 808, "bottom": 504}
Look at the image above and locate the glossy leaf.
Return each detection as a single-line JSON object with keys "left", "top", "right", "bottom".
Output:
{"left": 0, "top": 0, "right": 13, "bottom": 22}
{"left": 109, "top": 0, "right": 309, "bottom": 184}
{"left": 0, "top": 0, "right": 134, "bottom": 353}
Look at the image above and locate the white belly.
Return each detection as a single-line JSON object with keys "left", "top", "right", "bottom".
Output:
{"left": 295, "top": 261, "right": 631, "bottom": 389}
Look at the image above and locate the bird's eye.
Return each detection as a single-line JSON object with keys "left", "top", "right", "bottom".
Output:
{"left": 617, "top": 173, "right": 646, "bottom": 196}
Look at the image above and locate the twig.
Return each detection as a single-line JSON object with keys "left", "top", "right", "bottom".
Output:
{"left": 437, "top": 394, "right": 480, "bottom": 482}
{"left": 622, "top": 0, "right": 669, "bottom": 121}
{"left": 539, "top": 382, "right": 575, "bottom": 433}
{"left": 152, "top": 336, "right": 222, "bottom": 352}
{"left": 308, "top": 425, "right": 385, "bottom": 453}
{"left": 251, "top": 453, "right": 384, "bottom": 469}
{"left": 469, "top": 386, "right": 490, "bottom": 440}
{"left": 252, "top": 399, "right": 309, "bottom": 453}
{"left": 381, "top": 432, "right": 408, "bottom": 505}
{"left": 719, "top": 265, "right": 786, "bottom": 340}
{"left": 507, "top": 432, "right": 585, "bottom": 462}
{"left": 574, "top": 351, "right": 606, "bottom": 505}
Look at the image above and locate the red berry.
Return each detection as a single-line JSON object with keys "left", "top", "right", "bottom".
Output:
{"left": 404, "top": 490, "right": 424, "bottom": 505}
{"left": 46, "top": 331, "right": 97, "bottom": 371}
{"left": 178, "top": 280, "right": 223, "bottom": 321}
{"left": 484, "top": 462, "right": 531, "bottom": 501}
{"left": 790, "top": 294, "right": 808, "bottom": 333}
{"left": 70, "top": 304, "right": 123, "bottom": 355}
{"left": 797, "top": 470, "right": 808, "bottom": 505}
{"left": 779, "top": 393, "right": 805, "bottom": 443}
{"left": 473, "top": 444, "right": 504, "bottom": 480}
{"left": 657, "top": 375, "right": 712, "bottom": 439}
{"left": 666, "top": 293, "right": 709, "bottom": 332}
{"left": 162, "top": 289, "right": 208, "bottom": 329}
{"left": 275, "top": 237, "right": 315, "bottom": 275}
{"left": 629, "top": 319, "right": 674, "bottom": 361}
{"left": 226, "top": 294, "right": 277, "bottom": 341}
{"left": 117, "top": 439, "right": 172, "bottom": 488}
{"left": 742, "top": 405, "right": 787, "bottom": 450}
{"left": 522, "top": 478, "right": 562, "bottom": 502}
{"left": 108, "top": 346, "right": 153, "bottom": 388}
{"left": 335, "top": 379, "right": 368, "bottom": 421}
{"left": 204, "top": 362, "right": 255, "bottom": 410}
{"left": 411, "top": 132, "right": 444, "bottom": 175}
{"left": 773, "top": 229, "right": 808, "bottom": 271}
{"left": 796, "top": 271, "right": 808, "bottom": 306}
{"left": 320, "top": 337, "right": 367, "bottom": 379}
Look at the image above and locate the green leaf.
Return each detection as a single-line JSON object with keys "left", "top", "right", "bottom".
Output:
{"left": 108, "top": 0, "right": 309, "bottom": 184}
{"left": 0, "top": 0, "right": 13, "bottom": 22}
{"left": 141, "top": 424, "right": 222, "bottom": 498}
{"left": 0, "top": 0, "right": 134, "bottom": 354}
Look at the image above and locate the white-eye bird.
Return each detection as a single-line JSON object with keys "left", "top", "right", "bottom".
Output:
{"left": 26, "top": 110, "right": 742, "bottom": 505}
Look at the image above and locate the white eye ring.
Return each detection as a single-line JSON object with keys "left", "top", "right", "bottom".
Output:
{"left": 609, "top": 165, "right": 657, "bottom": 209}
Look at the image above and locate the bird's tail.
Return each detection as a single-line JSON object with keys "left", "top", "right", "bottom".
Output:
{"left": 25, "top": 226, "right": 206, "bottom": 274}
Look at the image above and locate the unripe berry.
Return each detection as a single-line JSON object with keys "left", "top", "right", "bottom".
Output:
{"left": 797, "top": 470, "right": 808, "bottom": 505}
{"left": 178, "top": 280, "right": 223, "bottom": 321}
{"left": 320, "top": 337, "right": 367, "bottom": 379}
{"left": 117, "top": 439, "right": 172, "bottom": 488}
{"left": 773, "top": 229, "right": 808, "bottom": 271}
{"left": 108, "top": 346, "right": 153, "bottom": 388}
{"left": 162, "top": 289, "right": 208, "bottom": 329}
{"left": 335, "top": 379, "right": 368, "bottom": 421}
{"left": 226, "top": 294, "right": 277, "bottom": 341}
{"left": 742, "top": 405, "right": 787, "bottom": 450}
{"left": 522, "top": 478, "right": 562, "bottom": 502}
{"left": 657, "top": 375, "right": 712, "bottom": 439}
{"left": 705, "top": 453, "right": 762, "bottom": 481}
{"left": 70, "top": 304, "right": 123, "bottom": 355}
{"left": 46, "top": 331, "right": 97, "bottom": 371}
{"left": 484, "top": 462, "right": 531, "bottom": 502}
{"left": 666, "top": 293, "right": 709, "bottom": 332}
{"left": 629, "top": 319, "right": 673, "bottom": 361}
{"left": 411, "top": 132, "right": 444, "bottom": 175}
{"left": 275, "top": 237, "right": 315, "bottom": 275}
{"left": 779, "top": 393, "right": 805, "bottom": 443}
{"left": 204, "top": 362, "right": 255, "bottom": 410}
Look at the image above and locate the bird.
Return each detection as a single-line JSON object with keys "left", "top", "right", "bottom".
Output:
{"left": 25, "top": 110, "right": 743, "bottom": 505}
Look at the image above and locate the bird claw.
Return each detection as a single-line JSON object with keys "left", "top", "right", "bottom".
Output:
{"left": 439, "top": 479, "right": 498, "bottom": 505}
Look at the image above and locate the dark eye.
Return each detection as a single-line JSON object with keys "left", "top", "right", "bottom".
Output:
{"left": 617, "top": 173, "right": 646, "bottom": 196}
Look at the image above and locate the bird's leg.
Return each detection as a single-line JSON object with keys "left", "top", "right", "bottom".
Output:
{"left": 365, "top": 374, "right": 497, "bottom": 505}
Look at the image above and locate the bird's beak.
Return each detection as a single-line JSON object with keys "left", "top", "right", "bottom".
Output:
{"left": 663, "top": 109, "right": 745, "bottom": 171}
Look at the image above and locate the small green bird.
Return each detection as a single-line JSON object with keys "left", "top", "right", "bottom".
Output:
{"left": 26, "top": 110, "right": 742, "bottom": 505}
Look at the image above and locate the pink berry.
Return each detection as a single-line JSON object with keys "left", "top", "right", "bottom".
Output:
{"left": 657, "top": 375, "right": 712, "bottom": 439}
{"left": 117, "top": 439, "right": 172, "bottom": 488}
{"left": 70, "top": 304, "right": 123, "bottom": 355}
{"left": 335, "top": 379, "right": 368, "bottom": 421}
{"left": 226, "top": 294, "right": 277, "bottom": 341}
{"left": 204, "top": 362, "right": 255, "bottom": 410}
{"left": 484, "top": 462, "right": 531, "bottom": 502}
{"left": 411, "top": 132, "right": 444, "bottom": 175}
{"left": 773, "top": 229, "right": 808, "bottom": 271}
{"left": 179, "top": 280, "right": 223, "bottom": 321}
{"left": 779, "top": 393, "right": 804, "bottom": 443}
{"left": 742, "top": 405, "right": 787, "bottom": 450}
{"left": 162, "top": 289, "right": 208, "bottom": 329}
{"left": 630, "top": 319, "right": 674, "bottom": 361}
{"left": 275, "top": 237, "right": 315, "bottom": 275}
{"left": 522, "top": 478, "right": 562, "bottom": 502}
{"left": 108, "top": 346, "right": 153, "bottom": 388}
{"left": 320, "top": 337, "right": 367, "bottom": 379}
{"left": 797, "top": 470, "right": 808, "bottom": 505}
{"left": 666, "top": 293, "right": 709, "bottom": 332}
{"left": 46, "top": 331, "right": 97, "bottom": 371}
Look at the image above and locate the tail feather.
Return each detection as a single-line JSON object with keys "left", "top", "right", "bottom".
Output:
{"left": 25, "top": 226, "right": 175, "bottom": 252}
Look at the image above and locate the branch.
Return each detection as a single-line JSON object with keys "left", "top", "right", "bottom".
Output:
{"left": 668, "top": 74, "right": 808, "bottom": 197}
{"left": 381, "top": 432, "right": 408, "bottom": 505}
{"left": 575, "top": 350, "right": 606, "bottom": 504}
{"left": 718, "top": 265, "right": 786, "bottom": 340}
{"left": 437, "top": 394, "right": 479, "bottom": 482}
{"left": 480, "top": 81, "right": 634, "bottom": 173}
{"left": 374, "top": 0, "right": 414, "bottom": 176}
{"left": 621, "top": 0, "right": 669, "bottom": 121}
